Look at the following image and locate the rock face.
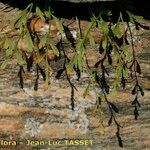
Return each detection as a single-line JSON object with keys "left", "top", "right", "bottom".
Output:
{"left": 0, "top": 70, "right": 96, "bottom": 137}
{"left": 0, "top": 6, "right": 150, "bottom": 150}
{"left": 0, "top": 65, "right": 150, "bottom": 150}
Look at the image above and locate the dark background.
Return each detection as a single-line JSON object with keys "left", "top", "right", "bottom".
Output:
{"left": 1, "top": 0, "right": 150, "bottom": 20}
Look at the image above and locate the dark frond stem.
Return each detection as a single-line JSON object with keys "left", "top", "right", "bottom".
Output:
{"left": 61, "top": 39, "right": 77, "bottom": 111}
{"left": 116, "top": 126, "right": 123, "bottom": 147}
{"left": 101, "top": 85, "right": 121, "bottom": 127}
{"left": 103, "top": 85, "right": 123, "bottom": 147}
{"left": 76, "top": 17, "right": 83, "bottom": 39}
{"left": 63, "top": 25, "right": 75, "bottom": 48}
{"left": 38, "top": 64, "right": 46, "bottom": 81}
{"left": 94, "top": 71, "right": 123, "bottom": 147}
{"left": 34, "top": 64, "right": 39, "bottom": 91}
{"left": 64, "top": 57, "right": 77, "bottom": 111}
{"left": 18, "top": 66, "right": 25, "bottom": 89}
{"left": 127, "top": 22, "right": 144, "bottom": 120}
{"left": 26, "top": 54, "right": 34, "bottom": 72}
{"left": 21, "top": 51, "right": 32, "bottom": 72}
{"left": 127, "top": 22, "right": 139, "bottom": 84}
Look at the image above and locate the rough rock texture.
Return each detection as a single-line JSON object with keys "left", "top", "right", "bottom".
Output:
{"left": 0, "top": 6, "right": 150, "bottom": 150}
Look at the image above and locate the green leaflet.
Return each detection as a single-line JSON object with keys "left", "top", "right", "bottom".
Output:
{"left": 126, "top": 11, "right": 143, "bottom": 23}
{"left": 73, "top": 55, "right": 78, "bottom": 69}
{"left": 121, "top": 45, "right": 132, "bottom": 62}
{"left": 14, "top": 9, "right": 28, "bottom": 29}
{"left": 53, "top": 17, "right": 64, "bottom": 35}
{"left": 3, "top": 38, "right": 11, "bottom": 49}
{"left": 77, "top": 53, "right": 84, "bottom": 71}
{"left": 67, "top": 55, "right": 77, "bottom": 70}
{"left": 83, "top": 82, "right": 91, "bottom": 98}
{"left": 67, "top": 52, "right": 84, "bottom": 72}
{"left": 43, "top": 0, "right": 51, "bottom": 18}
{"left": 102, "top": 36, "right": 107, "bottom": 50}
{"left": 111, "top": 79, "right": 120, "bottom": 98}
{"left": 14, "top": 3, "right": 33, "bottom": 31}
{"left": 83, "top": 18, "right": 96, "bottom": 43}
{"left": 1, "top": 39, "right": 16, "bottom": 69}
{"left": 44, "top": 5, "right": 52, "bottom": 19}
{"left": 50, "top": 42, "right": 59, "bottom": 57}
{"left": 98, "top": 18, "right": 109, "bottom": 35}
{"left": 6, "top": 47, "right": 14, "bottom": 57}
{"left": 24, "top": 31, "right": 34, "bottom": 52}
{"left": 88, "top": 31, "right": 96, "bottom": 47}
{"left": 44, "top": 10, "right": 51, "bottom": 19}
{"left": 39, "top": 35, "right": 47, "bottom": 49}
{"left": 3, "top": 39, "right": 16, "bottom": 57}
{"left": 35, "top": 7, "right": 45, "bottom": 21}
{"left": 112, "top": 22, "right": 124, "bottom": 38}
{"left": 76, "top": 39, "right": 85, "bottom": 71}
{"left": 15, "top": 50, "right": 25, "bottom": 66}
{"left": 35, "top": 54, "right": 46, "bottom": 64}
{"left": 0, "top": 59, "right": 9, "bottom": 70}
{"left": 76, "top": 39, "right": 84, "bottom": 53}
